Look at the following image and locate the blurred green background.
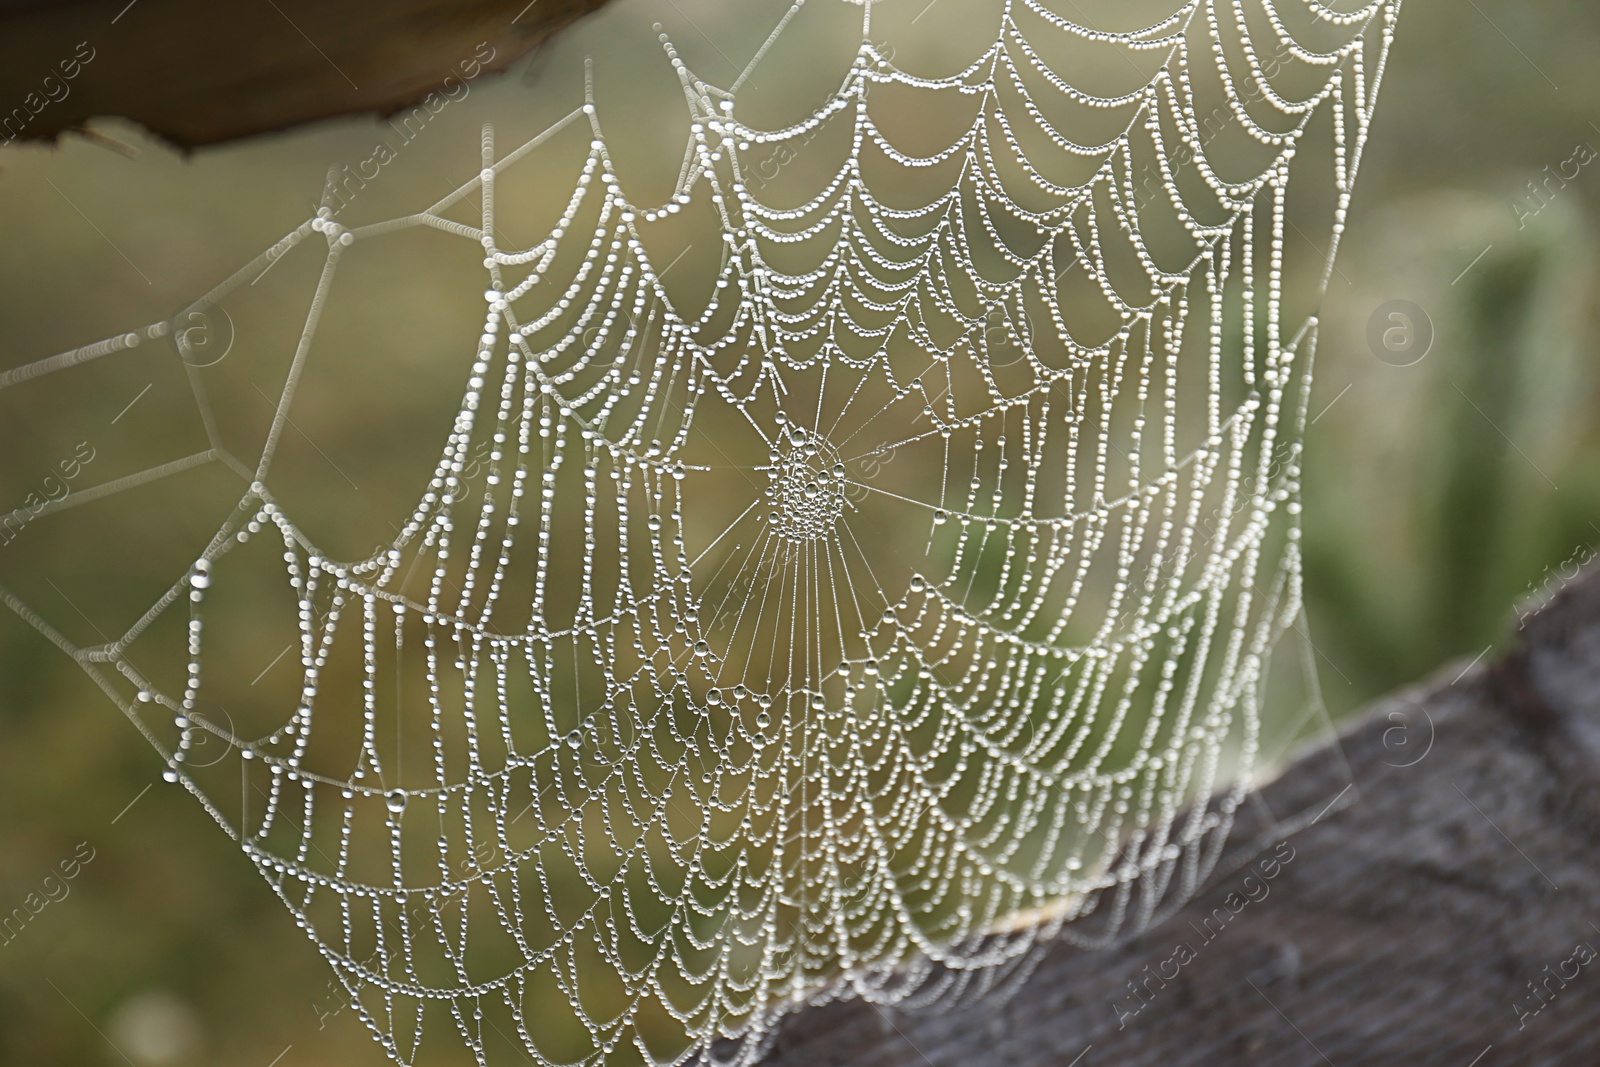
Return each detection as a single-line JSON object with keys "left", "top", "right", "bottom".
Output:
{"left": 2, "top": 0, "right": 1599, "bottom": 1063}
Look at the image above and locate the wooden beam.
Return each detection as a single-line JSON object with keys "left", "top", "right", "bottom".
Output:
{"left": 0, "top": 0, "right": 611, "bottom": 149}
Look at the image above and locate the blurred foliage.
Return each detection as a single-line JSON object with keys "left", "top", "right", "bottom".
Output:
{"left": 1, "top": 0, "right": 1598, "bottom": 1064}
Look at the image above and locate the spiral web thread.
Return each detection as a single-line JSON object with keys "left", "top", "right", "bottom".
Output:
{"left": 0, "top": 0, "right": 1399, "bottom": 1063}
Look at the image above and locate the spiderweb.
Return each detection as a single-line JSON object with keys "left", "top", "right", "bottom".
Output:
{"left": 1, "top": 0, "right": 1398, "bottom": 1063}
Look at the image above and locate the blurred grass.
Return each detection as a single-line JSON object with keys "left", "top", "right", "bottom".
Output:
{"left": 1, "top": 0, "right": 1598, "bottom": 1064}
